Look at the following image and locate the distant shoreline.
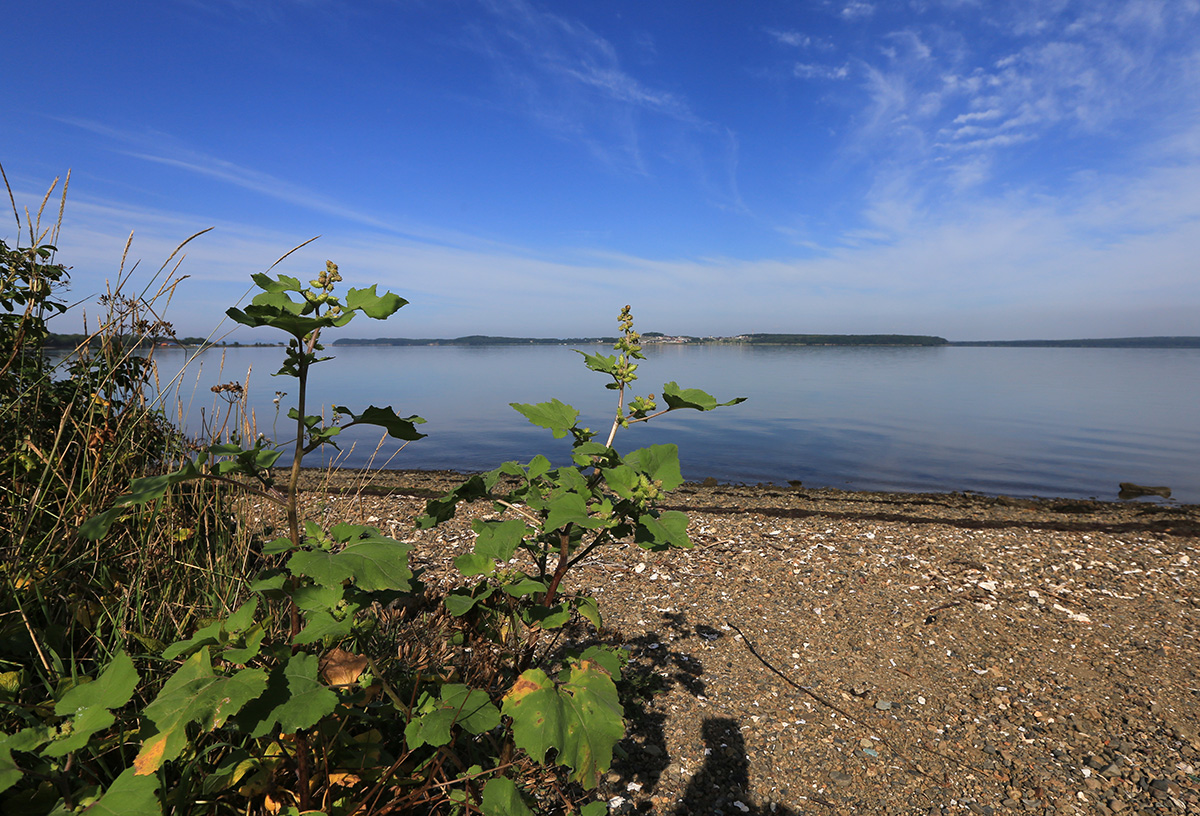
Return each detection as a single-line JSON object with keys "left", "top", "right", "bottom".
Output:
{"left": 328, "top": 334, "right": 1200, "bottom": 349}
{"left": 43, "top": 333, "right": 1200, "bottom": 350}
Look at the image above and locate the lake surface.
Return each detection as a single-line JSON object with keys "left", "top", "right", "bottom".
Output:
{"left": 140, "top": 343, "right": 1200, "bottom": 503}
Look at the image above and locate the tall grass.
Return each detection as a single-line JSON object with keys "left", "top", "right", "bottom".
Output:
{"left": 0, "top": 168, "right": 256, "bottom": 707}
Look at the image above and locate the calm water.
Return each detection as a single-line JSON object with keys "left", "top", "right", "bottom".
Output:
{"left": 139, "top": 343, "right": 1200, "bottom": 503}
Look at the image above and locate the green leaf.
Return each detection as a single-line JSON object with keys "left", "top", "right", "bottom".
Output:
{"left": 444, "top": 585, "right": 493, "bottom": 617}
{"left": 502, "top": 660, "right": 624, "bottom": 788}
{"left": 405, "top": 684, "right": 500, "bottom": 749}
{"left": 510, "top": 399, "right": 579, "bottom": 439}
{"left": 576, "top": 596, "right": 602, "bottom": 631}
{"left": 162, "top": 598, "right": 260, "bottom": 660}
{"left": 576, "top": 350, "right": 618, "bottom": 375}
{"left": 292, "top": 601, "right": 361, "bottom": 645}
{"left": 78, "top": 463, "right": 201, "bottom": 540}
{"left": 333, "top": 405, "right": 427, "bottom": 441}
{"left": 288, "top": 534, "right": 414, "bottom": 592}
{"left": 45, "top": 652, "right": 139, "bottom": 757}
{"left": 634, "top": 510, "right": 692, "bottom": 551}
{"left": 251, "top": 272, "right": 303, "bottom": 293}
{"left": 526, "top": 454, "right": 552, "bottom": 479}
{"left": 544, "top": 491, "right": 590, "bottom": 532}
{"left": 223, "top": 626, "right": 267, "bottom": 664}
{"left": 480, "top": 777, "right": 534, "bottom": 816}
{"left": 601, "top": 464, "right": 639, "bottom": 500}
{"left": 82, "top": 766, "right": 161, "bottom": 815}
{"left": 500, "top": 578, "right": 547, "bottom": 598}
{"left": 0, "top": 728, "right": 53, "bottom": 793}
{"left": 261, "top": 537, "right": 296, "bottom": 555}
{"left": 661, "top": 381, "right": 746, "bottom": 412}
{"left": 526, "top": 603, "right": 571, "bottom": 629}
{"left": 580, "top": 645, "right": 622, "bottom": 677}
{"left": 453, "top": 553, "right": 494, "bottom": 577}
{"left": 443, "top": 685, "right": 501, "bottom": 734}
{"left": 419, "top": 474, "right": 488, "bottom": 528}
{"left": 135, "top": 651, "right": 268, "bottom": 774}
{"left": 345, "top": 285, "right": 407, "bottom": 319}
{"left": 624, "top": 444, "right": 684, "bottom": 492}
{"left": 472, "top": 518, "right": 529, "bottom": 562}
{"left": 241, "top": 653, "right": 337, "bottom": 738}
{"left": 291, "top": 583, "right": 344, "bottom": 612}
{"left": 580, "top": 801, "right": 609, "bottom": 816}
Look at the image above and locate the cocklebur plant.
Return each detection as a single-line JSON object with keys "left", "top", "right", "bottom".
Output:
{"left": 3, "top": 266, "right": 441, "bottom": 815}
{"left": 4, "top": 266, "right": 741, "bottom": 815}
{"left": 419, "top": 305, "right": 744, "bottom": 807}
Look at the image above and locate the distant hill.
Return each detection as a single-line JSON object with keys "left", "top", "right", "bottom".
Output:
{"left": 329, "top": 334, "right": 1200, "bottom": 349}
{"left": 949, "top": 337, "right": 1200, "bottom": 349}
{"left": 739, "top": 333, "right": 948, "bottom": 346}
{"left": 332, "top": 335, "right": 617, "bottom": 346}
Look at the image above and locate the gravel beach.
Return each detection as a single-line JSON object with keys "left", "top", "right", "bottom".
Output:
{"left": 289, "top": 469, "right": 1200, "bottom": 816}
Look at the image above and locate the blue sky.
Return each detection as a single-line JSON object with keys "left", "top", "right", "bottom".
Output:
{"left": 3, "top": 0, "right": 1199, "bottom": 340}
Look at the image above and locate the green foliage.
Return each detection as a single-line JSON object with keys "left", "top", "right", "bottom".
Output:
{"left": 4, "top": 194, "right": 743, "bottom": 814}
{"left": 418, "top": 304, "right": 743, "bottom": 801}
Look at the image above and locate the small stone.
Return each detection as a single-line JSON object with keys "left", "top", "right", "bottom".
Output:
{"left": 829, "top": 771, "right": 853, "bottom": 787}
{"left": 874, "top": 700, "right": 893, "bottom": 711}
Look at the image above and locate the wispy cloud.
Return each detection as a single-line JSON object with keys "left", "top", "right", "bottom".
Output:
{"left": 466, "top": 0, "right": 745, "bottom": 210}
{"left": 794, "top": 62, "right": 851, "bottom": 80}
{"left": 841, "top": 2, "right": 876, "bottom": 20}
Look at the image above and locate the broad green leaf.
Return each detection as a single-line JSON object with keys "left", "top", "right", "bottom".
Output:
{"left": 251, "top": 272, "right": 303, "bottom": 293}
{"left": 472, "top": 518, "right": 529, "bottom": 562}
{"left": 223, "top": 626, "right": 267, "bottom": 664}
{"left": 624, "top": 444, "right": 684, "bottom": 492}
{"left": 292, "top": 602, "right": 361, "bottom": 645}
{"left": 163, "top": 598, "right": 260, "bottom": 660}
{"left": 510, "top": 399, "right": 579, "bottom": 439}
{"left": 0, "top": 728, "right": 53, "bottom": 793}
{"left": 136, "top": 652, "right": 268, "bottom": 774}
{"left": 580, "top": 645, "right": 622, "bottom": 677}
{"left": 502, "top": 660, "right": 624, "bottom": 788}
{"left": 634, "top": 510, "right": 692, "bottom": 551}
{"left": 576, "top": 350, "right": 618, "bottom": 375}
{"left": 480, "top": 777, "right": 534, "bottom": 816}
{"left": 288, "top": 536, "right": 414, "bottom": 592}
{"left": 241, "top": 653, "right": 337, "bottom": 738}
{"left": 571, "top": 441, "right": 615, "bottom": 468}
{"left": 580, "top": 801, "right": 609, "bottom": 816}
{"left": 405, "top": 685, "right": 500, "bottom": 749}
{"left": 54, "top": 652, "right": 138, "bottom": 716}
{"left": 526, "top": 603, "right": 571, "bottom": 629}
{"left": 249, "top": 568, "right": 288, "bottom": 594}
{"left": 333, "top": 405, "right": 427, "bottom": 441}
{"left": 500, "top": 578, "right": 547, "bottom": 598}
{"left": 46, "top": 652, "right": 139, "bottom": 757}
{"left": 444, "top": 585, "right": 493, "bottom": 617}
{"left": 345, "top": 285, "right": 406, "bottom": 319}
{"left": 453, "top": 552, "right": 494, "bottom": 577}
{"left": 261, "top": 536, "right": 296, "bottom": 555}
{"left": 661, "top": 381, "right": 746, "bottom": 412}
{"left": 601, "top": 464, "right": 639, "bottom": 500}
{"left": 544, "top": 492, "right": 590, "bottom": 532}
{"left": 291, "top": 583, "right": 344, "bottom": 612}
{"left": 526, "top": 454, "right": 552, "bottom": 479}
{"left": 83, "top": 766, "right": 161, "bottom": 815}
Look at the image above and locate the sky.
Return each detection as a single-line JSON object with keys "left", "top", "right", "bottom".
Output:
{"left": 3, "top": 0, "right": 1199, "bottom": 341}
